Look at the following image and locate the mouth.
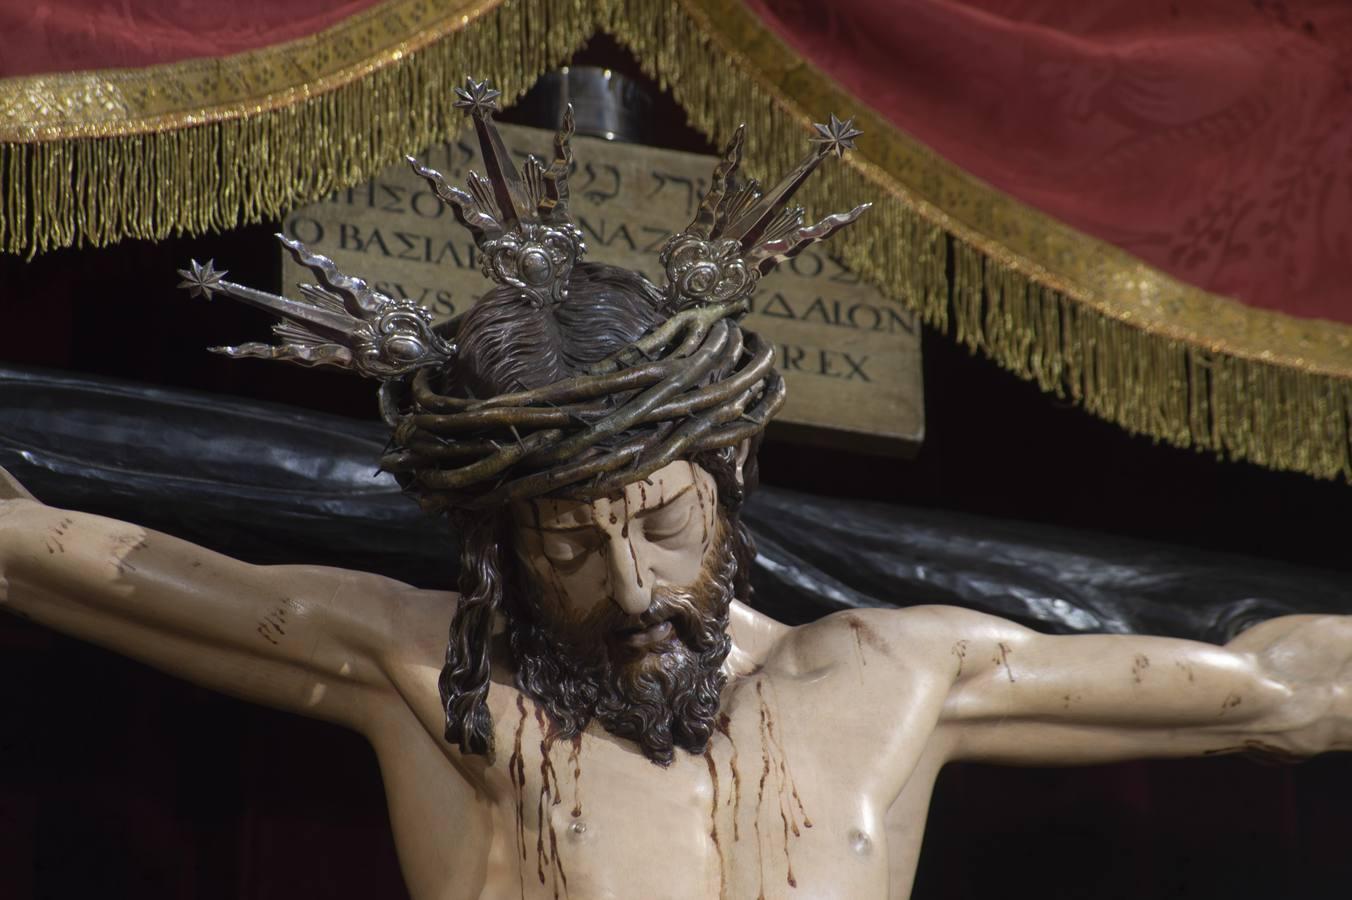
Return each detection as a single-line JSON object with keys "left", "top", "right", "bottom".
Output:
{"left": 617, "top": 619, "right": 675, "bottom": 649}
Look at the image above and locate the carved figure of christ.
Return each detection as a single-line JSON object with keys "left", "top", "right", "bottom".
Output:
{"left": 1, "top": 460, "right": 1349, "bottom": 900}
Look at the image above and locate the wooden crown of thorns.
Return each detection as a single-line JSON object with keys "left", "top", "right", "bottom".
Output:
{"left": 381, "top": 303, "right": 782, "bottom": 510}
{"left": 177, "top": 77, "right": 867, "bottom": 509}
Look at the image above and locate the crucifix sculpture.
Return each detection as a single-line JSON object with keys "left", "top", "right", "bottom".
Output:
{"left": 1, "top": 78, "right": 1347, "bottom": 899}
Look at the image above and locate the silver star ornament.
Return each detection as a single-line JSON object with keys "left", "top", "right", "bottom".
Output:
{"left": 453, "top": 77, "right": 502, "bottom": 116}
{"left": 810, "top": 114, "right": 864, "bottom": 158}
{"left": 177, "top": 259, "right": 227, "bottom": 300}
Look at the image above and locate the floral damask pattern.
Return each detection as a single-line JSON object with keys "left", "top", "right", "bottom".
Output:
{"left": 0, "top": 0, "right": 384, "bottom": 77}
{"left": 750, "top": 0, "right": 1352, "bottom": 324}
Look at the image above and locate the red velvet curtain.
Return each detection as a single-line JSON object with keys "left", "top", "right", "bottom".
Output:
{"left": 0, "top": 0, "right": 384, "bottom": 77}
{"left": 747, "top": 0, "right": 1352, "bottom": 324}
{"left": 6, "top": 0, "right": 1350, "bottom": 325}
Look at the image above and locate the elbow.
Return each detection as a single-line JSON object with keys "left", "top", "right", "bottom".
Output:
{"left": 1294, "top": 679, "right": 1352, "bottom": 756}
{"left": 1246, "top": 667, "right": 1345, "bottom": 759}
{"left": 1235, "top": 616, "right": 1352, "bottom": 756}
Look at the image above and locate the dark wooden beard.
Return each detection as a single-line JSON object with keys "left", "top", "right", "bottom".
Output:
{"left": 508, "top": 523, "right": 737, "bottom": 766}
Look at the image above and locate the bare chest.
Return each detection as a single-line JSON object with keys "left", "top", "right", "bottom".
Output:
{"left": 475, "top": 684, "right": 890, "bottom": 900}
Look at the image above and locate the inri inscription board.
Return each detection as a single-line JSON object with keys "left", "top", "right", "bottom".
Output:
{"left": 282, "top": 124, "right": 923, "bottom": 447}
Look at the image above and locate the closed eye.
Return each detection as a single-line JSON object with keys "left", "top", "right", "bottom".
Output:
{"left": 642, "top": 502, "right": 694, "bottom": 541}
{"left": 541, "top": 533, "right": 596, "bottom": 573}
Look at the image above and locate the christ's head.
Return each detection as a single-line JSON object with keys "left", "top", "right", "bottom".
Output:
{"left": 432, "top": 261, "right": 760, "bottom": 764}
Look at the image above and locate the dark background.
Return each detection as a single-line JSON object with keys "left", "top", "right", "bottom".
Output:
{"left": 1, "top": 33, "right": 1349, "bottom": 900}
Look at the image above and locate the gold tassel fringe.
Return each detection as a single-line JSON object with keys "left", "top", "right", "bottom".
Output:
{"left": 2, "top": 0, "right": 1349, "bottom": 481}
{"left": 604, "top": 0, "right": 1352, "bottom": 482}
{"left": 0, "top": 0, "right": 598, "bottom": 259}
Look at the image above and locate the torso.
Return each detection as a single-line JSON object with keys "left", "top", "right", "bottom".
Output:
{"left": 373, "top": 602, "right": 956, "bottom": 900}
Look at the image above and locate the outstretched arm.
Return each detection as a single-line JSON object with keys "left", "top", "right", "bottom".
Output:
{"left": 891, "top": 606, "right": 1351, "bottom": 765}
{"left": 0, "top": 466, "right": 440, "bottom": 731}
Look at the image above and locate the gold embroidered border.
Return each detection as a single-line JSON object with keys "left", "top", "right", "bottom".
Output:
{"left": 1, "top": 0, "right": 1349, "bottom": 479}
{"left": 0, "top": 0, "right": 501, "bottom": 140}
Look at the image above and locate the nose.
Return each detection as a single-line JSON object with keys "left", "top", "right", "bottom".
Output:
{"left": 605, "top": 532, "right": 653, "bottom": 617}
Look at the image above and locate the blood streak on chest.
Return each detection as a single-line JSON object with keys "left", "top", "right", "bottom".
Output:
{"left": 503, "top": 699, "right": 587, "bottom": 899}
{"left": 704, "top": 748, "right": 724, "bottom": 896}
{"left": 716, "top": 712, "right": 742, "bottom": 839}
{"left": 501, "top": 680, "right": 819, "bottom": 898}
{"left": 534, "top": 706, "right": 568, "bottom": 894}
{"left": 705, "top": 679, "right": 813, "bottom": 898}
{"left": 567, "top": 734, "right": 583, "bottom": 819}
{"left": 507, "top": 695, "right": 530, "bottom": 896}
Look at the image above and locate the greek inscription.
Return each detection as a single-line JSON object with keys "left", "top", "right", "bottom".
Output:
{"left": 748, "top": 290, "right": 916, "bottom": 336}
{"left": 286, "top": 215, "right": 324, "bottom": 245}
{"left": 375, "top": 183, "right": 405, "bottom": 213}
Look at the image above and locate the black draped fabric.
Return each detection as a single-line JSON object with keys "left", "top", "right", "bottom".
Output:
{"left": 2, "top": 364, "right": 1347, "bottom": 639}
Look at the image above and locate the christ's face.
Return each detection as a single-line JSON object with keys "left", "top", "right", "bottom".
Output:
{"left": 507, "top": 460, "right": 731, "bottom": 764}
{"left": 511, "top": 460, "right": 720, "bottom": 652}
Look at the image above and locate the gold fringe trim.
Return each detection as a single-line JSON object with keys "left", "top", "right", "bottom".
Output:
{"left": 1, "top": 0, "right": 1350, "bottom": 480}
{"left": 0, "top": 0, "right": 596, "bottom": 256}
{"left": 604, "top": 0, "right": 1352, "bottom": 482}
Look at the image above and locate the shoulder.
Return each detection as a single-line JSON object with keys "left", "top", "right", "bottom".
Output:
{"left": 343, "top": 579, "right": 461, "bottom": 736}
{"left": 780, "top": 604, "right": 1031, "bottom": 675}
{"left": 366, "top": 579, "right": 460, "bottom": 668}
{"left": 760, "top": 607, "right": 1022, "bottom": 784}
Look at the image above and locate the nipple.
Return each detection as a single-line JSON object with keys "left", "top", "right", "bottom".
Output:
{"left": 848, "top": 828, "right": 872, "bottom": 856}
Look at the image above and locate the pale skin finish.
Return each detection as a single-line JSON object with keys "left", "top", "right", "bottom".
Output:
{"left": 1, "top": 461, "right": 1349, "bottom": 899}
